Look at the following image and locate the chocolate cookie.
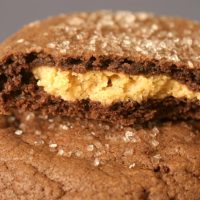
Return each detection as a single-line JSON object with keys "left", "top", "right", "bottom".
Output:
{"left": 0, "top": 11, "right": 200, "bottom": 125}
{"left": 0, "top": 113, "right": 199, "bottom": 199}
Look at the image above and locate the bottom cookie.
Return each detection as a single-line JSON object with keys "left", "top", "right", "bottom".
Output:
{"left": 0, "top": 113, "right": 200, "bottom": 200}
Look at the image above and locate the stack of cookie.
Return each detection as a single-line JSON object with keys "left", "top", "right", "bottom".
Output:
{"left": 0, "top": 11, "right": 199, "bottom": 199}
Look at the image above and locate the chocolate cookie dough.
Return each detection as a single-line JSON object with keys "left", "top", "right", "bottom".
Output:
{"left": 0, "top": 113, "right": 200, "bottom": 199}
{"left": 0, "top": 11, "right": 200, "bottom": 125}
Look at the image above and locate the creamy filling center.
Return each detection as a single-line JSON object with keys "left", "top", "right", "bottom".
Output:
{"left": 32, "top": 66, "right": 200, "bottom": 105}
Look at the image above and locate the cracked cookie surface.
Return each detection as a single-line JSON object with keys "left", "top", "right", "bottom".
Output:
{"left": 0, "top": 113, "right": 200, "bottom": 200}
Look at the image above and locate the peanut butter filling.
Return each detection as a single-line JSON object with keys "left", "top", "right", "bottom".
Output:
{"left": 32, "top": 66, "right": 200, "bottom": 105}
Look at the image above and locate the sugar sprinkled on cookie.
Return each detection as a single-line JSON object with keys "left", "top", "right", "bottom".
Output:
{"left": 1, "top": 112, "right": 199, "bottom": 198}
{"left": 0, "top": 11, "right": 200, "bottom": 125}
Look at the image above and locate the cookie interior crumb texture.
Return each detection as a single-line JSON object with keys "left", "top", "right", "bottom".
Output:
{"left": 33, "top": 66, "right": 200, "bottom": 104}
{"left": 0, "top": 113, "right": 200, "bottom": 199}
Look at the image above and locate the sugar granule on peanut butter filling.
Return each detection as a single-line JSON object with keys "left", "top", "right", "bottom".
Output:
{"left": 33, "top": 66, "right": 200, "bottom": 105}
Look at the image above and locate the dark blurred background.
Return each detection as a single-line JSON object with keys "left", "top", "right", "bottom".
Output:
{"left": 0, "top": 0, "right": 200, "bottom": 42}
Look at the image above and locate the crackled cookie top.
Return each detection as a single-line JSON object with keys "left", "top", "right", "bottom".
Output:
{"left": 0, "top": 113, "right": 200, "bottom": 199}
{"left": 1, "top": 11, "right": 200, "bottom": 68}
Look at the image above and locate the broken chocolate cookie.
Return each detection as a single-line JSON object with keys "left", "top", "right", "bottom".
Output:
{"left": 0, "top": 11, "right": 200, "bottom": 125}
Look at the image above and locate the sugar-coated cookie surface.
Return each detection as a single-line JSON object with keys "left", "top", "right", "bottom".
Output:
{"left": 0, "top": 11, "right": 200, "bottom": 125}
{"left": 0, "top": 113, "right": 200, "bottom": 199}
